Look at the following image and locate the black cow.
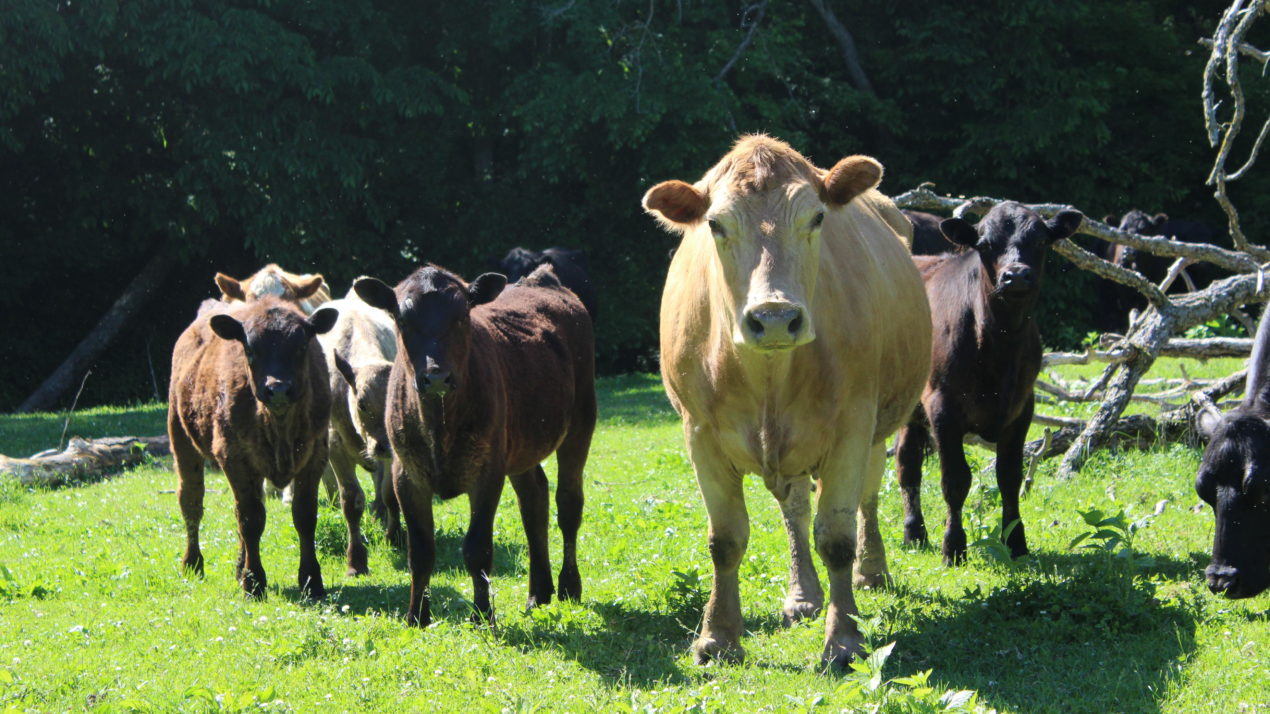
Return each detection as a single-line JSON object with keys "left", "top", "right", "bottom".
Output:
{"left": 1196, "top": 306, "right": 1270, "bottom": 598}
{"left": 895, "top": 202, "right": 1083, "bottom": 565}
{"left": 902, "top": 210, "right": 959, "bottom": 256}
{"left": 495, "top": 247, "right": 598, "bottom": 321}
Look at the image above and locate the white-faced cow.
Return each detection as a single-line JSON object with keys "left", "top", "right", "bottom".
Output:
{"left": 894, "top": 202, "right": 1083, "bottom": 566}
{"left": 1196, "top": 304, "right": 1270, "bottom": 598}
{"left": 644, "top": 135, "right": 932, "bottom": 667}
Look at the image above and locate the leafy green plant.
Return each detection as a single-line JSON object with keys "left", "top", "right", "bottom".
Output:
{"left": 1067, "top": 506, "right": 1157, "bottom": 572}
{"left": 833, "top": 642, "right": 994, "bottom": 713}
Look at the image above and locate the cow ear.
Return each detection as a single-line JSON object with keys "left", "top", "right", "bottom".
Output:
{"left": 333, "top": 352, "right": 357, "bottom": 390}
{"left": 821, "top": 155, "right": 883, "bottom": 207}
{"left": 293, "top": 274, "right": 326, "bottom": 301}
{"left": 1046, "top": 211, "right": 1084, "bottom": 243}
{"left": 1153, "top": 213, "right": 1169, "bottom": 229}
{"left": 1103, "top": 214, "right": 1120, "bottom": 228}
{"left": 643, "top": 180, "right": 709, "bottom": 230}
{"left": 308, "top": 306, "right": 339, "bottom": 335}
{"left": 1196, "top": 403, "right": 1224, "bottom": 442}
{"left": 353, "top": 277, "right": 399, "bottom": 317}
{"left": 209, "top": 314, "right": 246, "bottom": 342}
{"left": 939, "top": 218, "right": 980, "bottom": 248}
{"left": 215, "top": 273, "right": 246, "bottom": 302}
{"left": 468, "top": 272, "right": 507, "bottom": 306}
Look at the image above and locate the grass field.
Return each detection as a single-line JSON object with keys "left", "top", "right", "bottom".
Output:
{"left": 0, "top": 366, "right": 1268, "bottom": 713}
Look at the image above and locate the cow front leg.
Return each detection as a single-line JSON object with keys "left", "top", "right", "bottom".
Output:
{"left": 394, "top": 458, "right": 435, "bottom": 627}
{"left": 290, "top": 463, "right": 327, "bottom": 601}
{"left": 171, "top": 424, "right": 205, "bottom": 577}
{"left": 854, "top": 442, "right": 891, "bottom": 589}
{"left": 774, "top": 476, "right": 823, "bottom": 625}
{"left": 225, "top": 470, "right": 268, "bottom": 599}
{"left": 931, "top": 412, "right": 972, "bottom": 566}
{"left": 509, "top": 466, "right": 554, "bottom": 608}
{"left": 464, "top": 470, "right": 506, "bottom": 624}
{"left": 328, "top": 445, "right": 369, "bottom": 576}
{"left": 688, "top": 431, "right": 748, "bottom": 665}
{"left": 814, "top": 435, "right": 871, "bottom": 668}
{"left": 995, "top": 401, "right": 1032, "bottom": 559}
{"left": 895, "top": 412, "right": 929, "bottom": 546}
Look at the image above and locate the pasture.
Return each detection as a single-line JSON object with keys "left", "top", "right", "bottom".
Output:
{"left": 0, "top": 366, "right": 1267, "bottom": 713}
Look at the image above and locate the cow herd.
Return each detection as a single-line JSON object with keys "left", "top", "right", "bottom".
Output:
{"left": 166, "top": 134, "right": 1264, "bottom": 670}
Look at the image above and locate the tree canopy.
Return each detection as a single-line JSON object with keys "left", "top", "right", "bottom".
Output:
{"left": 1, "top": 0, "right": 1262, "bottom": 410}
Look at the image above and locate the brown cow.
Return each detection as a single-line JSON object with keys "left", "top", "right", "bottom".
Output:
{"left": 644, "top": 135, "right": 932, "bottom": 667}
{"left": 169, "top": 296, "right": 339, "bottom": 599}
{"left": 354, "top": 263, "right": 596, "bottom": 626}
{"left": 895, "top": 202, "right": 1083, "bottom": 566}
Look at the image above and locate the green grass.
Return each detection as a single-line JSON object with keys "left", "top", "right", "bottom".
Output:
{"left": 0, "top": 368, "right": 1268, "bottom": 712}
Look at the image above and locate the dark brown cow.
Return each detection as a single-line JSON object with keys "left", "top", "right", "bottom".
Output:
{"left": 354, "top": 264, "right": 596, "bottom": 626}
{"left": 895, "top": 202, "right": 1082, "bottom": 565}
{"left": 169, "top": 296, "right": 339, "bottom": 598}
{"left": 902, "top": 209, "right": 959, "bottom": 256}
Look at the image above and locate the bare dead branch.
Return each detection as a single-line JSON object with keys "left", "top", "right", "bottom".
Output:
{"left": 805, "top": 0, "right": 875, "bottom": 95}
{"left": 715, "top": 1, "right": 769, "bottom": 86}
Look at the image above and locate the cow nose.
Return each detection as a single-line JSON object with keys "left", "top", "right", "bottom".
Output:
{"left": 418, "top": 368, "right": 454, "bottom": 397}
{"left": 1206, "top": 564, "right": 1239, "bottom": 595}
{"left": 743, "top": 303, "right": 807, "bottom": 346}
{"left": 1000, "top": 266, "right": 1034, "bottom": 289}
{"left": 261, "top": 378, "right": 294, "bottom": 408}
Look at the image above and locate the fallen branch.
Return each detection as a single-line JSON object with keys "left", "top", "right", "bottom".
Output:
{"left": 0, "top": 436, "right": 170, "bottom": 488}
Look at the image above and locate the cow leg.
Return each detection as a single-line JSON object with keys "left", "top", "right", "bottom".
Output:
{"left": 689, "top": 431, "right": 748, "bottom": 665}
{"left": 328, "top": 445, "right": 369, "bottom": 576}
{"left": 554, "top": 423, "right": 591, "bottom": 602}
{"left": 930, "top": 407, "right": 972, "bottom": 566}
{"left": 814, "top": 432, "right": 872, "bottom": 668}
{"left": 775, "top": 476, "right": 823, "bottom": 625}
{"left": 171, "top": 424, "right": 205, "bottom": 577}
{"left": 290, "top": 461, "right": 327, "bottom": 601}
{"left": 225, "top": 470, "right": 268, "bottom": 599}
{"left": 509, "top": 465, "right": 554, "bottom": 607}
{"left": 895, "top": 412, "right": 929, "bottom": 545}
{"left": 854, "top": 442, "right": 891, "bottom": 589}
{"left": 464, "top": 470, "right": 506, "bottom": 624}
{"left": 375, "top": 460, "right": 403, "bottom": 546}
{"left": 995, "top": 400, "right": 1032, "bottom": 559}
{"left": 395, "top": 458, "right": 435, "bottom": 627}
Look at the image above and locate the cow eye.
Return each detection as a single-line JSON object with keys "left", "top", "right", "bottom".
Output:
{"left": 707, "top": 219, "right": 725, "bottom": 239}
{"left": 810, "top": 212, "right": 825, "bottom": 230}
{"left": 243, "top": 347, "right": 255, "bottom": 365}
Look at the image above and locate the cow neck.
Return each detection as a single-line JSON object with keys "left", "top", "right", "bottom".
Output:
{"left": 257, "top": 398, "right": 310, "bottom": 477}
{"left": 411, "top": 346, "right": 487, "bottom": 478}
{"left": 975, "top": 261, "right": 1035, "bottom": 337}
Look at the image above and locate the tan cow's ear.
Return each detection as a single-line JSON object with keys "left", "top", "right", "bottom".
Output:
{"left": 292, "top": 274, "right": 325, "bottom": 300}
{"left": 643, "top": 180, "right": 709, "bottom": 231}
{"left": 215, "top": 273, "right": 246, "bottom": 302}
{"left": 821, "top": 156, "right": 883, "bottom": 207}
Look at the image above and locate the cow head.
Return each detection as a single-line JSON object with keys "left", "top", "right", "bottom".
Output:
{"left": 1195, "top": 304, "right": 1270, "bottom": 598}
{"left": 208, "top": 300, "right": 339, "bottom": 413}
{"left": 642, "top": 135, "right": 882, "bottom": 352}
{"left": 939, "top": 202, "right": 1082, "bottom": 317}
{"left": 354, "top": 267, "right": 507, "bottom": 399}
{"left": 215, "top": 264, "right": 329, "bottom": 316}
{"left": 1112, "top": 211, "right": 1169, "bottom": 275}
{"left": 334, "top": 354, "right": 393, "bottom": 460}
{"left": 497, "top": 247, "right": 548, "bottom": 283}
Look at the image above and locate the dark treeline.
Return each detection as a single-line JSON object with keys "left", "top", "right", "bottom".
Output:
{"left": 1, "top": 0, "right": 1262, "bottom": 411}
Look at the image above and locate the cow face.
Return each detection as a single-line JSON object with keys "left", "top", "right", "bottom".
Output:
{"left": 336, "top": 355, "right": 393, "bottom": 459}
{"left": 940, "top": 203, "right": 1082, "bottom": 313}
{"left": 354, "top": 268, "right": 506, "bottom": 399}
{"left": 209, "top": 303, "right": 338, "bottom": 413}
{"left": 1196, "top": 411, "right": 1270, "bottom": 598}
{"left": 643, "top": 143, "right": 883, "bottom": 352}
{"left": 1112, "top": 211, "right": 1169, "bottom": 276}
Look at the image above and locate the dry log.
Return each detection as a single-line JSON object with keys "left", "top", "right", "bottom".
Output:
{"left": 0, "top": 435, "right": 170, "bottom": 488}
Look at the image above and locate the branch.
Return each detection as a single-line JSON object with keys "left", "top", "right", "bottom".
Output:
{"left": 805, "top": 0, "right": 875, "bottom": 95}
{"left": 714, "top": 2, "right": 768, "bottom": 86}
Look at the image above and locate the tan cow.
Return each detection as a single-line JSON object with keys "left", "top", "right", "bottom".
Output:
{"left": 216, "top": 264, "right": 332, "bottom": 316}
{"left": 644, "top": 135, "right": 931, "bottom": 667}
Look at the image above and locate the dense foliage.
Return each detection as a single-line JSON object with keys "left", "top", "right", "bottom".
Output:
{"left": 1, "top": 0, "right": 1262, "bottom": 410}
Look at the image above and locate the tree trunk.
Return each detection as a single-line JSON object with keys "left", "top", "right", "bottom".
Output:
{"left": 17, "top": 242, "right": 177, "bottom": 413}
{"left": 0, "top": 435, "right": 170, "bottom": 487}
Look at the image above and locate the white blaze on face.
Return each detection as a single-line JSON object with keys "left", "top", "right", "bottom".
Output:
{"left": 248, "top": 270, "right": 289, "bottom": 300}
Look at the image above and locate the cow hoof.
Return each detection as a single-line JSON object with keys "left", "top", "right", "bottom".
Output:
{"left": 347, "top": 547, "right": 370, "bottom": 577}
{"left": 405, "top": 610, "right": 431, "bottom": 628}
{"left": 299, "top": 576, "right": 326, "bottom": 602}
{"left": 525, "top": 592, "right": 553, "bottom": 609}
{"left": 853, "top": 571, "right": 892, "bottom": 590}
{"left": 180, "top": 554, "right": 204, "bottom": 578}
{"left": 901, "top": 524, "right": 928, "bottom": 547}
{"left": 558, "top": 570, "right": 582, "bottom": 601}
{"left": 346, "top": 564, "right": 369, "bottom": 577}
{"left": 781, "top": 599, "right": 822, "bottom": 626}
{"left": 691, "top": 636, "right": 745, "bottom": 665}
{"left": 821, "top": 636, "right": 865, "bottom": 670}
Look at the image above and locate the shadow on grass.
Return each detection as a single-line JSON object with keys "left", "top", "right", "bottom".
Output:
{"left": 595, "top": 374, "right": 677, "bottom": 427}
{"left": 885, "top": 549, "right": 1202, "bottom": 714}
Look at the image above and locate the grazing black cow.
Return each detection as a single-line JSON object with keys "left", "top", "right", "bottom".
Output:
{"left": 354, "top": 264, "right": 596, "bottom": 626}
{"left": 1195, "top": 306, "right": 1270, "bottom": 598}
{"left": 895, "top": 202, "right": 1083, "bottom": 565}
{"left": 495, "top": 247, "right": 599, "bottom": 321}
{"left": 902, "top": 210, "right": 959, "bottom": 256}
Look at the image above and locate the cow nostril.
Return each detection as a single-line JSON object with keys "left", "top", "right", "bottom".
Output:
{"left": 788, "top": 313, "right": 804, "bottom": 336}
{"left": 746, "top": 313, "right": 765, "bottom": 337}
